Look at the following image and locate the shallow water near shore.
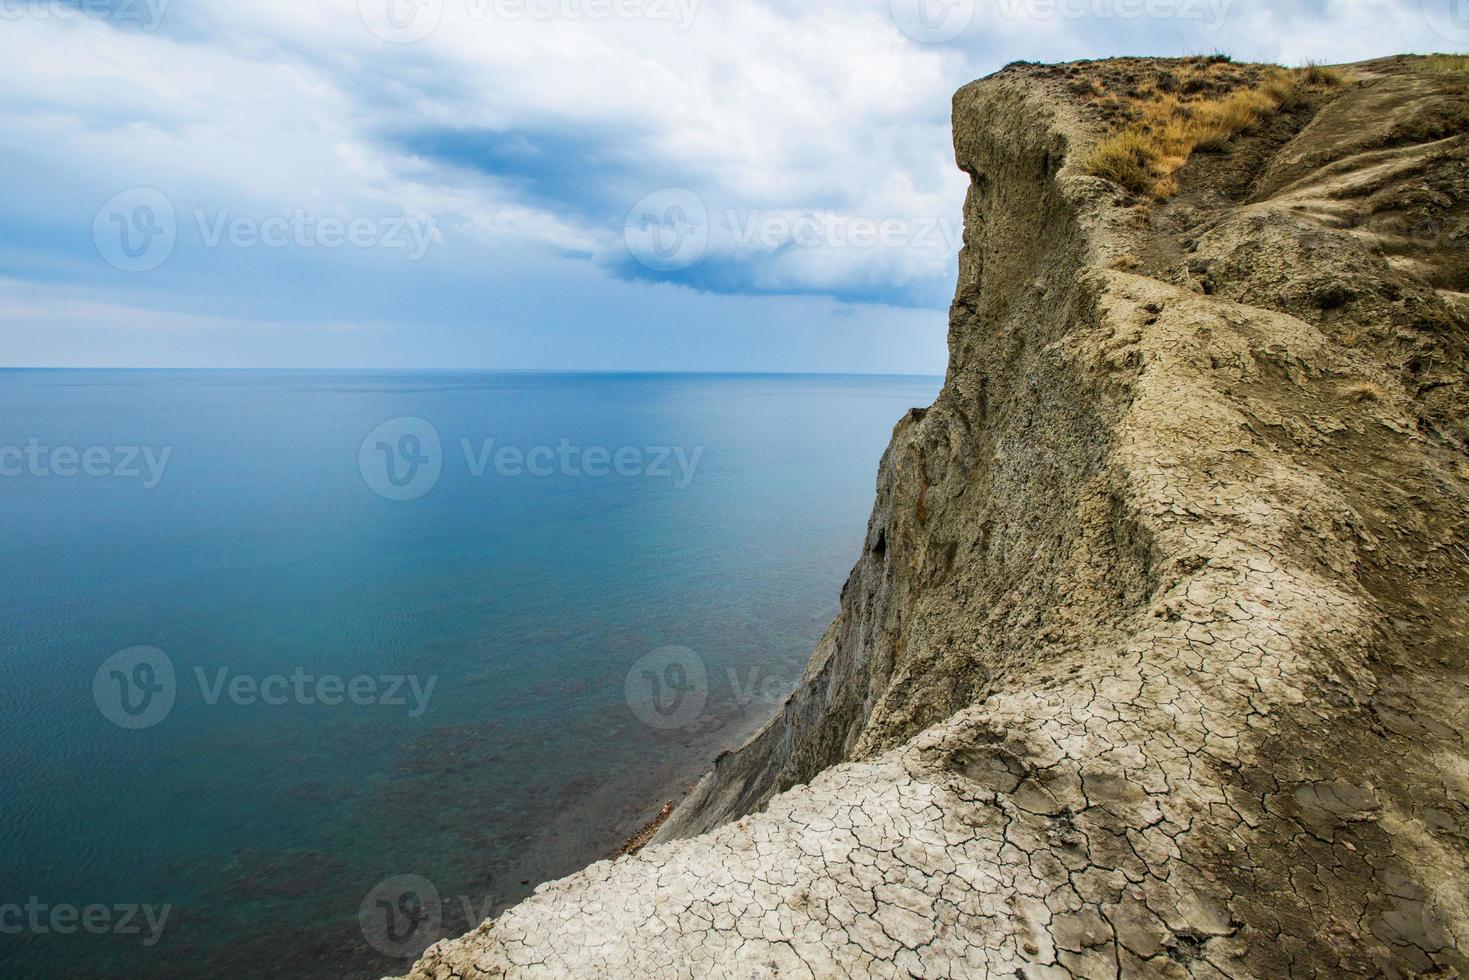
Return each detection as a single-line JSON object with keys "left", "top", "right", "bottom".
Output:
{"left": 0, "top": 369, "right": 940, "bottom": 979}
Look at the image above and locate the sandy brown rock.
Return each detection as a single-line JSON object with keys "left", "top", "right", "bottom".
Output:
{"left": 393, "top": 56, "right": 1469, "bottom": 979}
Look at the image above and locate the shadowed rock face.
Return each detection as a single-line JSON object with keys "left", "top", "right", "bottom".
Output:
{"left": 396, "top": 57, "right": 1469, "bottom": 978}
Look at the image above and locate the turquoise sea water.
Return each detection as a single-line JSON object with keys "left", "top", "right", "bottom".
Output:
{"left": 0, "top": 370, "right": 941, "bottom": 979}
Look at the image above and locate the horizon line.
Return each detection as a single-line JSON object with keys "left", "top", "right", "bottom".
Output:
{"left": 0, "top": 367, "right": 947, "bottom": 378}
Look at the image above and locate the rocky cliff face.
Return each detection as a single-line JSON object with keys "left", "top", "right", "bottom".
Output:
{"left": 398, "top": 56, "right": 1469, "bottom": 978}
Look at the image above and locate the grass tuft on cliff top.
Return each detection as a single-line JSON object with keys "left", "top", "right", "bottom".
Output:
{"left": 1081, "top": 62, "right": 1344, "bottom": 198}
{"left": 1420, "top": 53, "right": 1469, "bottom": 74}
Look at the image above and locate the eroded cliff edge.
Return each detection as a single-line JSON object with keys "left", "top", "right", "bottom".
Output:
{"left": 399, "top": 56, "right": 1469, "bottom": 978}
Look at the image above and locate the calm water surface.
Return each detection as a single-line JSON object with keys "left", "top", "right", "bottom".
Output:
{"left": 0, "top": 370, "right": 941, "bottom": 979}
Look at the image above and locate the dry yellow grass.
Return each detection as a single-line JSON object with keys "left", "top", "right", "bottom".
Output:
{"left": 1262, "top": 68, "right": 1305, "bottom": 109}
{"left": 1190, "top": 88, "right": 1279, "bottom": 147}
{"left": 1421, "top": 54, "right": 1469, "bottom": 74}
{"left": 1082, "top": 88, "right": 1274, "bottom": 197}
{"left": 1300, "top": 61, "right": 1345, "bottom": 86}
{"left": 1344, "top": 382, "right": 1384, "bottom": 403}
{"left": 1082, "top": 131, "right": 1157, "bottom": 195}
{"left": 1082, "top": 64, "right": 1343, "bottom": 199}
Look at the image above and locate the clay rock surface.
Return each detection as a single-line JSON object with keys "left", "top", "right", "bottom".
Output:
{"left": 395, "top": 57, "right": 1469, "bottom": 979}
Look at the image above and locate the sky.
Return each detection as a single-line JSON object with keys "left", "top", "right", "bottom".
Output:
{"left": 0, "top": 0, "right": 1462, "bottom": 372}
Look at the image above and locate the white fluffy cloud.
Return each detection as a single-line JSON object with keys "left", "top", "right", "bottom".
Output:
{"left": 0, "top": 0, "right": 1458, "bottom": 311}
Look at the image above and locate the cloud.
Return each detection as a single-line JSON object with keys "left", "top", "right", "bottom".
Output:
{"left": 0, "top": 0, "right": 1459, "bottom": 332}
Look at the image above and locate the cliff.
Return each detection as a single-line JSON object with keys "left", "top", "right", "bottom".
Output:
{"left": 397, "top": 55, "right": 1469, "bottom": 978}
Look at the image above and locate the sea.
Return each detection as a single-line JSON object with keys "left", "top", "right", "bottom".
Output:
{"left": 0, "top": 370, "right": 941, "bottom": 979}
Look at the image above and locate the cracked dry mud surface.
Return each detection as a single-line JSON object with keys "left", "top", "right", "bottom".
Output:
{"left": 395, "top": 57, "right": 1469, "bottom": 978}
